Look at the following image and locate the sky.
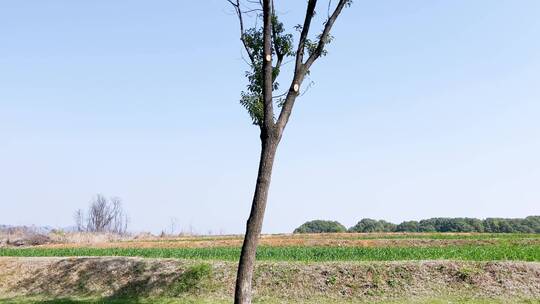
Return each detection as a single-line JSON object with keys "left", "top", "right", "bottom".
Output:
{"left": 1, "top": 0, "right": 539, "bottom": 234}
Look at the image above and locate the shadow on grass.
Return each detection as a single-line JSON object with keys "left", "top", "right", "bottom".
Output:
{"left": 0, "top": 297, "right": 223, "bottom": 304}
{"left": 4, "top": 258, "right": 216, "bottom": 304}
{"left": 1, "top": 299, "right": 111, "bottom": 304}
{"left": 1, "top": 298, "right": 165, "bottom": 304}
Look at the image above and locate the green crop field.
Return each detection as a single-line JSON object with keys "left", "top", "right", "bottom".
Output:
{"left": 1, "top": 244, "right": 539, "bottom": 262}
{"left": 340, "top": 233, "right": 540, "bottom": 240}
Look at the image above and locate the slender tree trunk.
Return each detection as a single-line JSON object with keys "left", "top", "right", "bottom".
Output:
{"left": 234, "top": 130, "right": 279, "bottom": 304}
{"left": 229, "top": 1, "right": 349, "bottom": 302}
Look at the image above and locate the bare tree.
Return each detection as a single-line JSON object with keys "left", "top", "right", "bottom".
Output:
{"left": 227, "top": 1, "right": 352, "bottom": 303}
{"left": 74, "top": 209, "right": 85, "bottom": 232}
{"left": 169, "top": 217, "right": 179, "bottom": 235}
{"left": 108, "top": 197, "right": 129, "bottom": 234}
{"left": 75, "top": 194, "right": 129, "bottom": 234}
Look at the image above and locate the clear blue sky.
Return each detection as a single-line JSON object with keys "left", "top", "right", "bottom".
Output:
{"left": 1, "top": 1, "right": 539, "bottom": 234}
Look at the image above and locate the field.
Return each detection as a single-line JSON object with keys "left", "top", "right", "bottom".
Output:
{"left": 2, "top": 244, "right": 539, "bottom": 262}
{"left": 2, "top": 232, "right": 539, "bottom": 262}
{"left": 1, "top": 233, "right": 539, "bottom": 303}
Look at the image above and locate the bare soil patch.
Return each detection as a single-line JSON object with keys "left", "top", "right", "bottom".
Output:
{"left": 34, "top": 233, "right": 535, "bottom": 249}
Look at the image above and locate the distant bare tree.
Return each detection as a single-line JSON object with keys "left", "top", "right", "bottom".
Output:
{"left": 74, "top": 209, "right": 84, "bottom": 232}
{"left": 169, "top": 217, "right": 179, "bottom": 235}
{"left": 75, "top": 194, "right": 128, "bottom": 234}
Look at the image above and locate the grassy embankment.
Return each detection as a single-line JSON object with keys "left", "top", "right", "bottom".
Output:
{"left": 1, "top": 297, "right": 539, "bottom": 304}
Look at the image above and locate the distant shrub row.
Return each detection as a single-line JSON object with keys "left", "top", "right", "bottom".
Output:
{"left": 293, "top": 216, "right": 540, "bottom": 234}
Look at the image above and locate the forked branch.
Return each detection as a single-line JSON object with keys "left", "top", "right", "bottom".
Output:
{"left": 304, "top": 0, "right": 350, "bottom": 70}
{"left": 276, "top": 0, "right": 349, "bottom": 135}
{"left": 228, "top": 0, "right": 349, "bottom": 135}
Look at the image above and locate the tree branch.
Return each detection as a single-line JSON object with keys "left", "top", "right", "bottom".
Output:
{"left": 304, "top": 0, "right": 349, "bottom": 70}
{"left": 275, "top": 0, "right": 317, "bottom": 136}
{"left": 228, "top": 0, "right": 256, "bottom": 65}
{"left": 294, "top": 0, "right": 317, "bottom": 73}
{"left": 276, "top": 0, "right": 348, "bottom": 136}
{"left": 261, "top": 0, "right": 275, "bottom": 131}
{"left": 271, "top": 0, "right": 284, "bottom": 72}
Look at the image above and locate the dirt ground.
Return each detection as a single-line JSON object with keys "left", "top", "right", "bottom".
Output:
{"left": 27, "top": 232, "right": 539, "bottom": 249}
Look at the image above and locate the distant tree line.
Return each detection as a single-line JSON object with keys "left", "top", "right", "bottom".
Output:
{"left": 293, "top": 220, "right": 347, "bottom": 233}
{"left": 294, "top": 216, "right": 540, "bottom": 234}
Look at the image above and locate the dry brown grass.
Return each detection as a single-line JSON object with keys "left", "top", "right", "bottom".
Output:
{"left": 4, "top": 231, "right": 537, "bottom": 250}
{"left": 1, "top": 257, "right": 539, "bottom": 301}
{"left": 34, "top": 232, "right": 509, "bottom": 249}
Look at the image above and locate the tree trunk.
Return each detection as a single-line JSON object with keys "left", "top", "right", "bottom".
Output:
{"left": 234, "top": 131, "right": 279, "bottom": 304}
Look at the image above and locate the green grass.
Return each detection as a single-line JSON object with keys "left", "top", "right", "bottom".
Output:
{"left": 0, "top": 298, "right": 228, "bottom": 304}
{"left": 1, "top": 244, "right": 539, "bottom": 261}
{"left": 1, "top": 297, "right": 539, "bottom": 304}
{"left": 341, "top": 233, "right": 540, "bottom": 240}
{"left": 168, "top": 263, "right": 214, "bottom": 295}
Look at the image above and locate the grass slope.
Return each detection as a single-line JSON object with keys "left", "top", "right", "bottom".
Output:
{"left": 1, "top": 297, "right": 539, "bottom": 304}
{"left": 1, "top": 257, "right": 539, "bottom": 303}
